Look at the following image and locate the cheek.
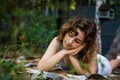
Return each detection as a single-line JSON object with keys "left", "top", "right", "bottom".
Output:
{"left": 72, "top": 43, "right": 81, "bottom": 48}
{"left": 63, "top": 34, "right": 69, "bottom": 41}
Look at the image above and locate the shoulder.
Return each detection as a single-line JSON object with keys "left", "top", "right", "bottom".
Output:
{"left": 52, "top": 36, "right": 60, "bottom": 43}
{"left": 50, "top": 36, "right": 61, "bottom": 46}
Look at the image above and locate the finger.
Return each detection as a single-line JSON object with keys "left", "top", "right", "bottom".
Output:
{"left": 78, "top": 43, "right": 86, "bottom": 50}
{"left": 71, "top": 48, "right": 81, "bottom": 56}
{"left": 63, "top": 48, "right": 78, "bottom": 55}
{"left": 71, "top": 43, "right": 86, "bottom": 55}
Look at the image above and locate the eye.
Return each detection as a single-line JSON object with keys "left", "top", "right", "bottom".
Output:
{"left": 75, "top": 39, "right": 82, "bottom": 43}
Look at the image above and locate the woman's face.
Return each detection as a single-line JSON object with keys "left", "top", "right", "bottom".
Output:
{"left": 63, "top": 29, "right": 85, "bottom": 50}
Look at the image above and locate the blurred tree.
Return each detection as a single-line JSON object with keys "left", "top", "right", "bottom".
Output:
{"left": 0, "top": 0, "right": 79, "bottom": 57}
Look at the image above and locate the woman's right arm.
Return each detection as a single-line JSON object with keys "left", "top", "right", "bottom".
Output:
{"left": 37, "top": 37, "right": 80, "bottom": 71}
{"left": 37, "top": 37, "right": 66, "bottom": 71}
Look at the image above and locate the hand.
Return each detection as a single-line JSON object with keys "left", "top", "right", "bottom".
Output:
{"left": 59, "top": 43, "right": 86, "bottom": 56}
{"left": 70, "top": 43, "right": 86, "bottom": 56}
{"left": 59, "top": 48, "right": 79, "bottom": 56}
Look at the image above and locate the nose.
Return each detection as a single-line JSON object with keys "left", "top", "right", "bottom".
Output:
{"left": 68, "top": 38, "right": 74, "bottom": 44}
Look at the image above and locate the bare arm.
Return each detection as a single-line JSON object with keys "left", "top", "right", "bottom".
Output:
{"left": 69, "top": 48, "right": 97, "bottom": 75}
{"left": 37, "top": 37, "right": 80, "bottom": 71}
{"left": 69, "top": 56, "right": 86, "bottom": 75}
{"left": 89, "top": 55, "right": 97, "bottom": 74}
{"left": 69, "top": 55, "right": 97, "bottom": 75}
{"left": 68, "top": 43, "right": 91, "bottom": 75}
{"left": 37, "top": 37, "right": 64, "bottom": 71}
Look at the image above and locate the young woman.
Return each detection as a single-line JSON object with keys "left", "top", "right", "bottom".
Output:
{"left": 37, "top": 15, "right": 97, "bottom": 75}
{"left": 37, "top": 15, "right": 117, "bottom": 76}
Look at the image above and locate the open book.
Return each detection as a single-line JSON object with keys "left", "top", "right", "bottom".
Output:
{"left": 27, "top": 68, "right": 108, "bottom": 80}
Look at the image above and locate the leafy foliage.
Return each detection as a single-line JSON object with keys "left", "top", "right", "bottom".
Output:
{"left": 0, "top": 59, "right": 30, "bottom": 80}
{"left": 0, "top": 0, "right": 58, "bottom": 79}
{"left": 0, "top": 0, "right": 58, "bottom": 57}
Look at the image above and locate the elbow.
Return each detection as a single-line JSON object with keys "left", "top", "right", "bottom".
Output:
{"left": 37, "top": 63, "right": 51, "bottom": 72}
{"left": 89, "top": 69, "right": 96, "bottom": 74}
{"left": 37, "top": 65, "right": 47, "bottom": 71}
{"left": 37, "top": 65, "right": 43, "bottom": 71}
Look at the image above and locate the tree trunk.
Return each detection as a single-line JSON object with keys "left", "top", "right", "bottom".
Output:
{"left": 95, "top": 0, "right": 103, "bottom": 54}
{"left": 57, "top": 0, "right": 69, "bottom": 29}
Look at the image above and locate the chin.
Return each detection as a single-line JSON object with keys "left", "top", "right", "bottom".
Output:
{"left": 64, "top": 47, "right": 73, "bottom": 50}
{"left": 63, "top": 46, "right": 69, "bottom": 50}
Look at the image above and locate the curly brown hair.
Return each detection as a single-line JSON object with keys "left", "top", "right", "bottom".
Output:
{"left": 57, "top": 15, "right": 97, "bottom": 63}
